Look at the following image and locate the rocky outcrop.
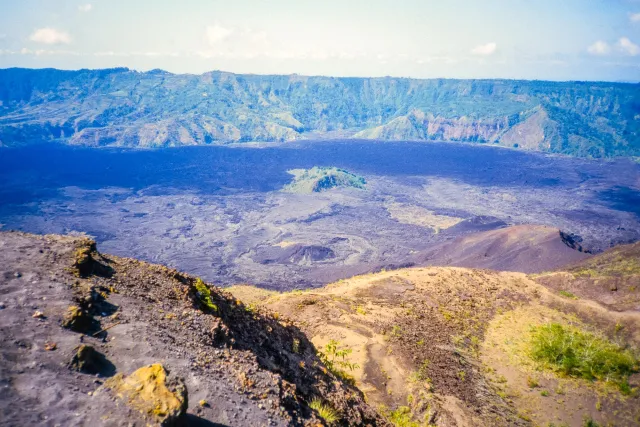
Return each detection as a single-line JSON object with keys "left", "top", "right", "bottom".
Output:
{"left": 354, "top": 109, "right": 517, "bottom": 143}
{"left": 0, "top": 231, "right": 388, "bottom": 426}
{"left": 102, "top": 364, "right": 188, "bottom": 427}
{"left": 69, "top": 344, "right": 115, "bottom": 376}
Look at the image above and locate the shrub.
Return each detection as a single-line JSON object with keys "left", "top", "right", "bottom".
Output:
{"left": 530, "top": 323, "right": 638, "bottom": 392}
{"left": 386, "top": 406, "right": 421, "bottom": 427}
{"left": 309, "top": 398, "right": 339, "bottom": 424}
{"left": 412, "top": 359, "right": 430, "bottom": 382}
{"left": 583, "top": 417, "right": 601, "bottom": 427}
{"left": 318, "top": 340, "right": 359, "bottom": 385}
{"left": 558, "top": 290, "right": 578, "bottom": 299}
{"left": 390, "top": 325, "right": 403, "bottom": 337}
{"left": 194, "top": 278, "right": 218, "bottom": 312}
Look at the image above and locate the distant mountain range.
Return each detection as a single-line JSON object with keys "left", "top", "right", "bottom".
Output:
{"left": 0, "top": 67, "right": 639, "bottom": 157}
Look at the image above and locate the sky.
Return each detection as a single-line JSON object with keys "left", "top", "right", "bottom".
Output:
{"left": 1, "top": 0, "right": 640, "bottom": 81}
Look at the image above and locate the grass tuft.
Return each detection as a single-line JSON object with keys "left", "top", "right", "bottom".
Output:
{"left": 379, "top": 405, "right": 425, "bottom": 427}
{"left": 309, "top": 398, "right": 339, "bottom": 424}
{"left": 387, "top": 406, "right": 421, "bottom": 427}
{"left": 558, "top": 290, "right": 578, "bottom": 299}
{"left": 583, "top": 417, "right": 601, "bottom": 427}
{"left": 530, "top": 323, "right": 638, "bottom": 393}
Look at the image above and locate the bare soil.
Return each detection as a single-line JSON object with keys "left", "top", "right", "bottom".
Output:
{"left": 233, "top": 245, "right": 640, "bottom": 426}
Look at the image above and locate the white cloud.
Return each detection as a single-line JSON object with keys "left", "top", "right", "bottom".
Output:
{"left": 617, "top": 37, "right": 640, "bottom": 56}
{"left": 205, "top": 24, "right": 233, "bottom": 46}
{"left": 78, "top": 4, "right": 92, "bottom": 12}
{"left": 587, "top": 40, "right": 610, "bottom": 55}
{"left": 29, "top": 28, "right": 71, "bottom": 45}
{"left": 471, "top": 42, "right": 497, "bottom": 56}
{"left": 630, "top": 13, "right": 640, "bottom": 23}
{"left": 19, "top": 47, "right": 79, "bottom": 56}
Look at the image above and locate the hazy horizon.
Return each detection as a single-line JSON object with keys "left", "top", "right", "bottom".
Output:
{"left": 1, "top": 0, "right": 640, "bottom": 82}
{"left": 3, "top": 65, "right": 640, "bottom": 84}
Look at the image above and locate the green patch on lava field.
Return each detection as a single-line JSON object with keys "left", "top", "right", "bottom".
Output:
{"left": 283, "top": 166, "right": 366, "bottom": 194}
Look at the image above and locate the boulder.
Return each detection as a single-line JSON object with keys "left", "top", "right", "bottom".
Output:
{"left": 69, "top": 344, "right": 114, "bottom": 376}
{"left": 103, "top": 364, "right": 188, "bottom": 426}
{"left": 61, "top": 305, "right": 92, "bottom": 332}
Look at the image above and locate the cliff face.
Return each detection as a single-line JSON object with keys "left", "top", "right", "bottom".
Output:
{"left": 354, "top": 110, "right": 516, "bottom": 144}
{"left": 0, "top": 67, "right": 639, "bottom": 157}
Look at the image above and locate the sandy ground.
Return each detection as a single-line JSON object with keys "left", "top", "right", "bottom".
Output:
{"left": 231, "top": 243, "right": 640, "bottom": 427}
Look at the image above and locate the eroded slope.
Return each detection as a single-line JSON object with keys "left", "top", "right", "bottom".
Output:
{"left": 0, "top": 231, "right": 387, "bottom": 426}
{"left": 412, "top": 224, "right": 590, "bottom": 273}
{"left": 534, "top": 241, "right": 640, "bottom": 311}
{"left": 231, "top": 244, "right": 640, "bottom": 426}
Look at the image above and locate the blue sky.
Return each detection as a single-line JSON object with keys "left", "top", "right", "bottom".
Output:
{"left": 1, "top": 0, "right": 639, "bottom": 81}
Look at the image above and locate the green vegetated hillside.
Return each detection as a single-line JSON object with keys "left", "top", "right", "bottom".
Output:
{"left": 283, "top": 167, "right": 366, "bottom": 193}
{"left": 0, "top": 67, "right": 639, "bottom": 157}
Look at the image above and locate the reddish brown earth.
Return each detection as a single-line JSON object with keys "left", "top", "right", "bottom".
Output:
{"left": 412, "top": 224, "right": 590, "bottom": 273}
{"left": 534, "top": 241, "right": 640, "bottom": 311}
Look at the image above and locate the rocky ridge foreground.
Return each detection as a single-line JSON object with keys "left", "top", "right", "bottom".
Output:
{"left": 0, "top": 231, "right": 387, "bottom": 426}
{"left": 1, "top": 230, "right": 639, "bottom": 426}
{"left": 0, "top": 68, "right": 639, "bottom": 157}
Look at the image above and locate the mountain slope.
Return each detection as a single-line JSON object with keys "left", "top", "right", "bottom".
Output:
{"left": 0, "top": 68, "right": 639, "bottom": 157}
{"left": 412, "top": 224, "right": 591, "bottom": 273}
{"left": 0, "top": 231, "right": 387, "bottom": 426}
{"left": 232, "top": 242, "right": 640, "bottom": 427}
{"left": 534, "top": 240, "right": 640, "bottom": 311}
{"left": 1, "top": 230, "right": 639, "bottom": 426}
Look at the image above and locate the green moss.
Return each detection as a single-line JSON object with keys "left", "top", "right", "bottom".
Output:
{"left": 583, "top": 417, "right": 601, "bottom": 427}
{"left": 194, "top": 278, "right": 218, "bottom": 312}
{"left": 530, "top": 323, "right": 639, "bottom": 393}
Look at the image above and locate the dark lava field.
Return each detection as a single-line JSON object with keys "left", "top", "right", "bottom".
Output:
{"left": 1, "top": 140, "right": 639, "bottom": 289}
